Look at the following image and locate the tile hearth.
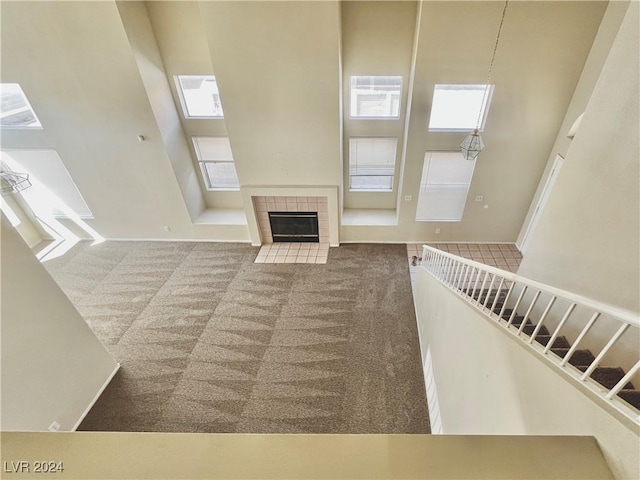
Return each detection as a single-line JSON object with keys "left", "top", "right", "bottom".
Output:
{"left": 255, "top": 242, "right": 329, "bottom": 264}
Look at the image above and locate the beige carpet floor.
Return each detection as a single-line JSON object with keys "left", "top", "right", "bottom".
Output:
{"left": 45, "top": 241, "right": 429, "bottom": 434}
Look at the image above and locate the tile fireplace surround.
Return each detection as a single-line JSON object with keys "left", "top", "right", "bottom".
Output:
{"left": 252, "top": 196, "right": 330, "bottom": 264}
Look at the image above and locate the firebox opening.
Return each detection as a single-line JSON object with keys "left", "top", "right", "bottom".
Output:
{"left": 268, "top": 211, "right": 319, "bottom": 243}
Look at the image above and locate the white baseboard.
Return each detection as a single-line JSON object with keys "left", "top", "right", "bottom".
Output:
{"left": 339, "top": 240, "right": 518, "bottom": 245}
{"left": 72, "top": 363, "right": 120, "bottom": 431}
{"left": 106, "top": 238, "right": 253, "bottom": 244}
{"left": 339, "top": 240, "right": 415, "bottom": 245}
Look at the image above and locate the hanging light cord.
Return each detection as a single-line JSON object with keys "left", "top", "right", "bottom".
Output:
{"left": 476, "top": 0, "right": 509, "bottom": 131}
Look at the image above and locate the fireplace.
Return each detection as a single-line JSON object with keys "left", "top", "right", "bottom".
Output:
{"left": 252, "top": 195, "right": 329, "bottom": 245}
{"left": 268, "top": 211, "right": 319, "bottom": 243}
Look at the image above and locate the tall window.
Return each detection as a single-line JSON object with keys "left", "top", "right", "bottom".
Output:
{"left": 349, "top": 137, "right": 397, "bottom": 191}
{"left": 176, "top": 75, "right": 224, "bottom": 118}
{"left": 428, "top": 84, "right": 493, "bottom": 132}
{"left": 350, "top": 76, "right": 402, "bottom": 119}
{"left": 192, "top": 137, "right": 239, "bottom": 190}
{"left": 415, "top": 151, "right": 476, "bottom": 221}
{"left": 0, "top": 84, "right": 42, "bottom": 129}
{"left": 0, "top": 150, "right": 93, "bottom": 218}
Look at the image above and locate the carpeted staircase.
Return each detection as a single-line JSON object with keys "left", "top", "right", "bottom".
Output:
{"left": 462, "top": 287, "right": 640, "bottom": 411}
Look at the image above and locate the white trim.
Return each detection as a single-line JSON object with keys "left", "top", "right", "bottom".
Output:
{"left": 105, "top": 238, "right": 253, "bottom": 244}
{"left": 428, "top": 84, "right": 494, "bottom": 132}
{"left": 340, "top": 242, "right": 416, "bottom": 245}
{"left": 423, "top": 347, "right": 444, "bottom": 434}
{"left": 519, "top": 154, "right": 564, "bottom": 254}
{"left": 349, "top": 75, "right": 403, "bottom": 120}
{"left": 72, "top": 363, "right": 120, "bottom": 431}
{"left": 174, "top": 75, "right": 224, "bottom": 119}
{"left": 421, "top": 245, "right": 640, "bottom": 327}
{"left": 567, "top": 112, "right": 584, "bottom": 139}
{"left": 340, "top": 240, "right": 518, "bottom": 245}
{"left": 0, "top": 83, "right": 43, "bottom": 129}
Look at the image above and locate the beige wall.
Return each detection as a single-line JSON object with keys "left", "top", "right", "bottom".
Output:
{"left": 414, "top": 271, "right": 639, "bottom": 480}
{"left": 0, "top": 195, "right": 46, "bottom": 248}
{"left": 341, "top": 1, "right": 417, "bottom": 210}
{"left": 1, "top": 216, "right": 119, "bottom": 431}
{"left": 0, "top": 1, "right": 200, "bottom": 240}
{"left": 341, "top": 0, "right": 607, "bottom": 243}
{"left": 198, "top": 1, "right": 342, "bottom": 189}
{"left": 516, "top": 1, "right": 639, "bottom": 313}
{"left": 145, "top": 1, "right": 242, "bottom": 210}
{"left": 116, "top": 1, "right": 207, "bottom": 224}
{"left": 0, "top": 431, "right": 614, "bottom": 480}
{"left": 0, "top": 1, "right": 615, "bottom": 246}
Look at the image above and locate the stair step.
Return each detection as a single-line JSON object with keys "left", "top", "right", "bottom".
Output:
{"left": 519, "top": 324, "right": 550, "bottom": 337}
{"left": 590, "top": 367, "right": 635, "bottom": 390}
{"left": 520, "top": 324, "right": 537, "bottom": 335}
{"left": 551, "top": 348, "right": 596, "bottom": 367}
{"left": 463, "top": 289, "right": 507, "bottom": 299}
{"left": 617, "top": 390, "right": 640, "bottom": 410}
{"left": 458, "top": 286, "right": 640, "bottom": 412}
{"left": 475, "top": 292, "right": 507, "bottom": 302}
{"left": 460, "top": 285, "right": 640, "bottom": 411}
{"left": 509, "top": 316, "right": 530, "bottom": 326}
{"left": 535, "top": 335, "right": 570, "bottom": 348}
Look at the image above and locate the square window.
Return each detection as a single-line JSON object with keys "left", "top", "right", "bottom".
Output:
{"left": 0, "top": 84, "right": 42, "bottom": 129}
{"left": 176, "top": 75, "right": 224, "bottom": 118}
{"left": 350, "top": 76, "right": 402, "bottom": 118}
{"left": 428, "top": 84, "right": 493, "bottom": 132}
{"left": 199, "top": 162, "right": 239, "bottom": 190}
{"left": 192, "top": 137, "right": 239, "bottom": 190}
{"left": 349, "top": 137, "right": 397, "bottom": 191}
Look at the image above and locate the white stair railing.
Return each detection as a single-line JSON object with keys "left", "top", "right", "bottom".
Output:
{"left": 421, "top": 244, "right": 640, "bottom": 425}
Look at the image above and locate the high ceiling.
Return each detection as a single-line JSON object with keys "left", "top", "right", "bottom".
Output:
{"left": 0, "top": 1, "right": 608, "bottom": 243}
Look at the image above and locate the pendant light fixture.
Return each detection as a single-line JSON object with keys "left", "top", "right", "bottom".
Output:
{"left": 460, "top": 0, "right": 509, "bottom": 161}
{"left": 0, "top": 169, "right": 31, "bottom": 196}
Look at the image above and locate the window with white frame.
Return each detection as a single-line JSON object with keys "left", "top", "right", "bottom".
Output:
{"left": 428, "top": 84, "right": 494, "bottom": 132}
{"left": 0, "top": 84, "right": 42, "bottom": 129}
{"left": 192, "top": 137, "right": 239, "bottom": 190}
{"left": 415, "top": 151, "right": 476, "bottom": 221}
{"left": 350, "top": 76, "right": 402, "bottom": 118}
{"left": 0, "top": 150, "right": 93, "bottom": 218}
{"left": 176, "top": 75, "right": 224, "bottom": 118}
{"left": 349, "top": 137, "right": 397, "bottom": 191}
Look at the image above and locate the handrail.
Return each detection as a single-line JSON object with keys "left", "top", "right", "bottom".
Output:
{"left": 421, "top": 245, "right": 640, "bottom": 327}
{"left": 420, "top": 244, "right": 640, "bottom": 424}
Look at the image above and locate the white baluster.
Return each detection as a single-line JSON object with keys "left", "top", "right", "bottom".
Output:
{"left": 490, "top": 278, "right": 505, "bottom": 313}
{"left": 529, "top": 296, "right": 557, "bottom": 344}
{"left": 606, "top": 359, "right": 640, "bottom": 399}
{"left": 544, "top": 303, "right": 576, "bottom": 354}
{"left": 580, "top": 323, "right": 630, "bottom": 380}
{"left": 507, "top": 285, "right": 528, "bottom": 327}
{"left": 483, "top": 274, "right": 496, "bottom": 310}
{"left": 498, "top": 282, "right": 514, "bottom": 320}
{"left": 560, "top": 312, "right": 600, "bottom": 367}
{"left": 477, "top": 271, "right": 490, "bottom": 306}
{"left": 517, "top": 290, "right": 541, "bottom": 336}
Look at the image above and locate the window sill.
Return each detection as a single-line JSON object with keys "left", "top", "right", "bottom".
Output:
{"left": 194, "top": 208, "right": 247, "bottom": 226}
{"left": 342, "top": 208, "right": 397, "bottom": 226}
{"left": 349, "top": 189, "right": 393, "bottom": 193}
{"left": 349, "top": 116, "right": 400, "bottom": 121}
